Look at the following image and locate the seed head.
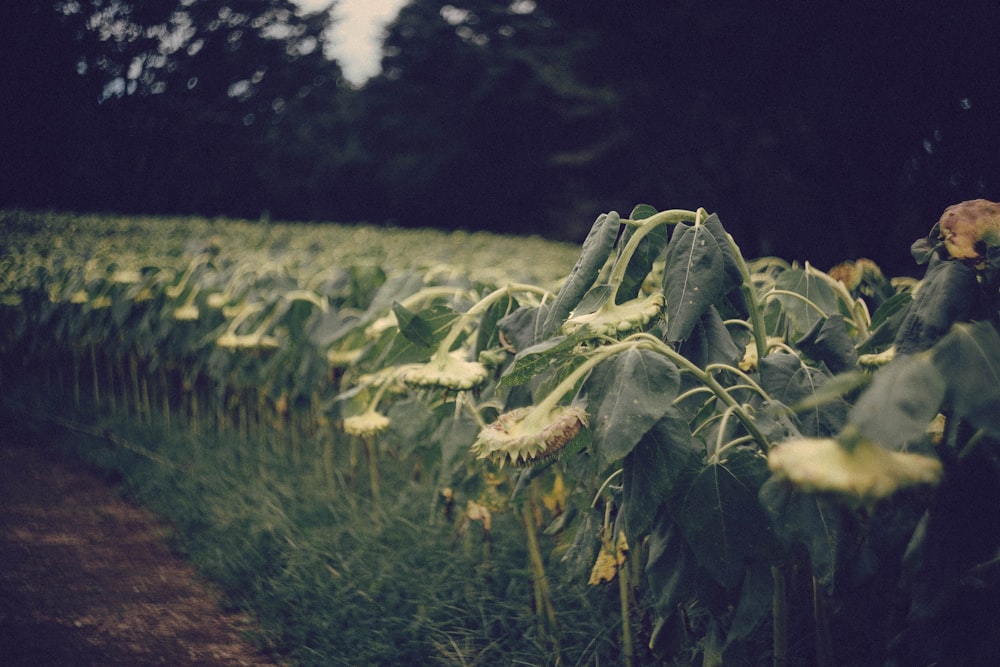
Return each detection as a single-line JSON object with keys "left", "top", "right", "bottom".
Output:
{"left": 401, "top": 351, "right": 489, "bottom": 390}
{"left": 472, "top": 405, "right": 587, "bottom": 468}
{"left": 343, "top": 410, "right": 391, "bottom": 438}
{"left": 768, "top": 435, "right": 942, "bottom": 510}
{"left": 936, "top": 199, "right": 1000, "bottom": 264}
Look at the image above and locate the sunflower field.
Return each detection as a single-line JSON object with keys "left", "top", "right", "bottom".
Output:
{"left": 3, "top": 203, "right": 999, "bottom": 665}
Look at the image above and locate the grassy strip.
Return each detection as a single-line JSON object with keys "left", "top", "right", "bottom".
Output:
{"left": 3, "top": 391, "right": 623, "bottom": 666}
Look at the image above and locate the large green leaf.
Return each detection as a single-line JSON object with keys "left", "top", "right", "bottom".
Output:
{"left": 759, "top": 353, "right": 848, "bottom": 437}
{"left": 675, "top": 305, "right": 743, "bottom": 370}
{"left": 931, "top": 321, "right": 1000, "bottom": 436}
{"left": 645, "top": 514, "right": 697, "bottom": 631}
{"left": 796, "top": 314, "right": 859, "bottom": 373}
{"left": 893, "top": 258, "right": 977, "bottom": 355}
{"left": 498, "top": 335, "right": 580, "bottom": 389}
{"left": 586, "top": 347, "right": 680, "bottom": 469}
{"left": 700, "top": 214, "right": 746, "bottom": 296}
{"left": 541, "top": 211, "right": 620, "bottom": 338}
{"left": 677, "top": 446, "right": 773, "bottom": 589}
{"left": 770, "top": 266, "right": 840, "bottom": 340}
{"left": 663, "top": 223, "right": 725, "bottom": 344}
{"left": 622, "top": 408, "right": 701, "bottom": 540}
{"left": 758, "top": 476, "right": 846, "bottom": 587}
{"left": 391, "top": 302, "right": 460, "bottom": 348}
{"left": 848, "top": 353, "right": 946, "bottom": 449}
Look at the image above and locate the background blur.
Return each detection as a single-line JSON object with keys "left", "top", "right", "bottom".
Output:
{"left": 3, "top": 0, "right": 999, "bottom": 275}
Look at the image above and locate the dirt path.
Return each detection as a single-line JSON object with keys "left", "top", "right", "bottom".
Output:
{"left": 0, "top": 426, "right": 284, "bottom": 667}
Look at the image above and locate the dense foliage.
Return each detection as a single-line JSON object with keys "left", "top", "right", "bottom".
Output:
{"left": 4, "top": 1, "right": 1000, "bottom": 273}
{"left": 4, "top": 204, "right": 1000, "bottom": 665}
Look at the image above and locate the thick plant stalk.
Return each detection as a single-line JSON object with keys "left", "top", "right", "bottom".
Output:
{"left": 772, "top": 565, "right": 788, "bottom": 667}
{"left": 158, "top": 367, "right": 171, "bottom": 432}
{"left": 322, "top": 428, "right": 336, "bottom": 498}
{"left": 73, "top": 348, "right": 81, "bottom": 408}
{"left": 522, "top": 486, "right": 560, "bottom": 661}
{"left": 618, "top": 546, "right": 635, "bottom": 667}
{"left": 364, "top": 436, "right": 381, "bottom": 507}
{"left": 129, "top": 353, "right": 142, "bottom": 421}
{"left": 90, "top": 344, "right": 101, "bottom": 407}
{"left": 813, "top": 577, "right": 834, "bottom": 666}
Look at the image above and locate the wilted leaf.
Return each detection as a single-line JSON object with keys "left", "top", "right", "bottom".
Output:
{"left": 391, "top": 301, "right": 459, "bottom": 348}
{"left": 497, "top": 304, "right": 546, "bottom": 351}
{"left": 725, "top": 562, "right": 773, "bottom": 648}
{"left": 542, "top": 211, "right": 620, "bottom": 338}
{"left": 663, "top": 223, "right": 725, "bottom": 343}
{"left": 560, "top": 508, "right": 601, "bottom": 580}
{"left": 588, "top": 530, "right": 629, "bottom": 585}
{"left": 858, "top": 289, "right": 912, "bottom": 354}
{"left": 676, "top": 305, "right": 743, "bottom": 370}
{"left": 677, "top": 447, "right": 773, "bottom": 589}
{"left": 473, "top": 293, "right": 517, "bottom": 356}
{"left": 622, "top": 408, "right": 701, "bottom": 540}
{"left": 771, "top": 266, "right": 840, "bottom": 340}
{"left": 849, "top": 354, "right": 946, "bottom": 449}
{"left": 587, "top": 347, "right": 680, "bottom": 468}
{"left": 759, "top": 476, "right": 846, "bottom": 587}
{"left": 616, "top": 205, "right": 668, "bottom": 303}
{"left": 930, "top": 321, "right": 1000, "bottom": 436}
{"left": 700, "top": 214, "right": 746, "bottom": 295}
{"left": 796, "top": 315, "right": 859, "bottom": 373}
{"left": 759, "top": 353, "right": 849, "bottom": 437}
{"left": 645, "top": 514, "right": 697, "bottom": 618}
{"left": 893, "top": 258, "right": 978, "bottom": 355}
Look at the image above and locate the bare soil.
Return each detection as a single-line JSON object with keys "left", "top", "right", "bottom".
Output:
{"left": 0, "top": 427, "right": 284, "bottom": 667}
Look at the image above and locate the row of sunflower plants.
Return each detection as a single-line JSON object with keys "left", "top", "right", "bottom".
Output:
{"left": 0, "top": 211, "right": 575, "bottom": 509}
{"left": 450, "top": 201, "right": 999, "bottom": 665}
{"left": 1, "top": 210, "right": 601, "bottom": 661}
{"left": 3, "top": 202, "right": 1000, "bottom": 665}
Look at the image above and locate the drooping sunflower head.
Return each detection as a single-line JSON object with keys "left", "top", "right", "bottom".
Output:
{"left": 767, "top": 434, "right": 942, "bottom": 510}
{"left": 343, "top": 410, "right": 391, "bottom": 438}
{"left": 472, "top": 405, "right": 588, "bottom": 468}
{"left": 401, "top": 351, "right": 490, "bottom": 391}
{"left": 935, "top": 199, "right": 1000, "bottom": 265}
{"left": 561, "top": 292, "right": 665, "bottom": 338}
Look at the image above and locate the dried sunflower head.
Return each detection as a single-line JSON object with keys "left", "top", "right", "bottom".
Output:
{"left": 216, "top": 333, "right": 280, "bottom": 349}
{"left": 767, "top": 434, "right": 942, "bottom": 509}
{"left": 935, "top": 199, "right": 1000, "bottom": 264}
{"left": 561, "top": 292, "right": 664, "bottom": 338}
{"left": 174, "top": 303, "right": 200, "bottom": 321}
{"left": 401, "top": 351, "right": 489, "bottom": 390}
{"left": 343, "top": 410, "right": 391, "bottom": 438}
{"left": 206, "top": 293, "right": 229, "bottom": 309}
{"left": 472, "top": 405, "right": 587, "bottom": 468}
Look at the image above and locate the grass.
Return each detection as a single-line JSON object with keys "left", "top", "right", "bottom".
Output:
{"left": 5, "top": 392, "right": 623, "bottom": 666}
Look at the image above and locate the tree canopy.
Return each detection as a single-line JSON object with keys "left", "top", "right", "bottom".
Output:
{"left": 3, "top": 0, "right": 999, "bottom": 274}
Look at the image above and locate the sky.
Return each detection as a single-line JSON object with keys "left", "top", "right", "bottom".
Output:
{"left": 292, "top": 0, "right": 409, "bottom": 86}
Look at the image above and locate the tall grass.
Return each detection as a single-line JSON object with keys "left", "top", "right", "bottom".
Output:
{"left": 3, "top": 384, "right": 625, "bottom": 666}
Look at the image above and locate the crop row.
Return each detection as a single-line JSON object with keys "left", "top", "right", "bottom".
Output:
{"left": 4, "top": 203, "right": 999, "bottom": 665}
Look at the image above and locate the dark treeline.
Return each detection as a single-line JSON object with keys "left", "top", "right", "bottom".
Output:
{"left": 3, "top": 0, "right": 1000, "bottom": 275}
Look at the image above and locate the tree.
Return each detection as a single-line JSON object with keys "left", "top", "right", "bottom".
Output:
{"left": 2, "top": 0, "right": 350, "bottom": 221}
{"left": 356, "top": 0, "right": 621, "bottom": 239}
{"left": 537, "top": 1, "right": 1000, "bottom": 273}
